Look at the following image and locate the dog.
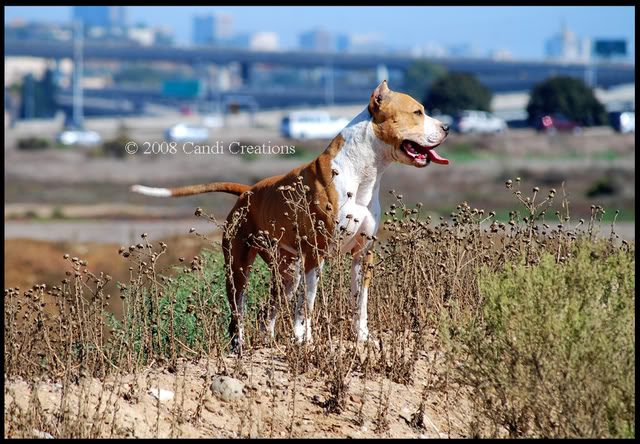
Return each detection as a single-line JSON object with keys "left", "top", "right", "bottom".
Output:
{"left": 131, "top": 81, "right": 449, "bottom": 352}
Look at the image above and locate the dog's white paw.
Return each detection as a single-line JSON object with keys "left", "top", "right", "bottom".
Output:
{"left": 356, "top": 325, "right": 379, "bottom": 347}
{"left": 357, "top": 328, "right": 370, "bottom": 343}
{"left": 293, "top": 321, "right": 313, "bottom": 344}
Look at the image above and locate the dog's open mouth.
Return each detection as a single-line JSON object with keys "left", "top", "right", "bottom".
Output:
{"left": 401, "top": 140, "right": 449, "bottom": 166}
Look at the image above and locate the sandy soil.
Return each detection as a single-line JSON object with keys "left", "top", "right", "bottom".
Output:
{"left": 4, "top": 338, "right": 472, "bottom": 439}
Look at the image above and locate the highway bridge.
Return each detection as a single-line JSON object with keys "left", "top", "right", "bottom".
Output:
{"left": 55, "top": 85, "right": 373, "bottom": 114}
{"left": 5, "top": 39, "right": 635, "bottom": 93}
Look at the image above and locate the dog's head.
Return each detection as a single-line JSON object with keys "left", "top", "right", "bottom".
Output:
{"left": 368, "top": 80, "right": 449, "bottom": 168}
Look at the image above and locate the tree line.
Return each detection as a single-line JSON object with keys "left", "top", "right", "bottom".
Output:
{"left": 407, "top": 60, "right": 608, "bottom": 126}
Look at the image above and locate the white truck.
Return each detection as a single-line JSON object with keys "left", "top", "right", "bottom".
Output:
{"left": 280, "top": 111, "right": 350, "bottom": 140}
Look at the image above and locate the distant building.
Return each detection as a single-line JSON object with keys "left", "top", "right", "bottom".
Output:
{"left": 226, "top": 33, "right": 251, "bottom": 49}
{"left": 4, "top": 57, "right": 49, "bottom": 87}
{"left": 449, "top": 42, "right": 486, "bottom": 59}
{"left": 299, "top": 28, "right": 332, "bottom": 53}
{"left": 152, "top": 25, "right": 175, "bottom": 47}
{"left": 411, "top": 41, "right": 449, "bottom": 58}
{"left": 72, "top": 6, "right": 109, "bottom": 28}
{"left": 545, "top": 23, "right": 591, "bottom": 63}
{"left": 335, "top": 33, "right": 384, "bottom": 54}
{"left": 193, "top": 12, "right": 233, "bottom": 46}
{"left": 72, "top": 6, "right": 127, "bottom": 29}
{"left": 335, "top": 34, "right": 350, "bottom": 52}
{"left": 5, "top": 21, "right": 72, "bottom": 42}
{"left": 72, "top": 6, "right": 128, "bottom": 41}
{"left": 193, "top": 15, "right": 213, "bottom": 45}
{"left": 490, "top": 48, "right": 514, "bottom": 61}
{"left": 249, "top": 32, "right": 279, "bottom": 51}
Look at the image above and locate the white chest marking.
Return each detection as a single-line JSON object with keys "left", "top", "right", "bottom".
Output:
{"left": 330, "top": 108, "right": 392, "bottom": 252}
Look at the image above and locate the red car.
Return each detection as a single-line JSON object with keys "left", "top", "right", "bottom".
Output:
{"left": 536, "top": 114, "right": 582, "bottom": 134}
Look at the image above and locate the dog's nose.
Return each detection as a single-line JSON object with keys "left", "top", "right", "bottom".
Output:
{"left": 441, "top": 123, "right": 449, "bottom": 133}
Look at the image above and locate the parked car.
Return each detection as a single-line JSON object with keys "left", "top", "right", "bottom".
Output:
{"left": 202, "top": 113, "right": 224, "bottom": 129}
{"left": 608, "top": 111, "right": 635, "bottom": 133}
{"left": 280, "top": 111, "right": 350, "bottom": 139}
{"left": 56, "top": 127, "right": 103, "bottom": 147}
{"left": 535, "top": 114, "right": 581, "bottom": 134}
{"left": 165, "top": 123, "right": 209, "bottom": 142}
{"left": 452, "top": 110, "right": 507, "bottom": 134}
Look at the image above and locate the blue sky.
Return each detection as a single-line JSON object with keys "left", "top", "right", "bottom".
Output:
{"left": 4, "top": 6, "right": 635, "bottom": 61}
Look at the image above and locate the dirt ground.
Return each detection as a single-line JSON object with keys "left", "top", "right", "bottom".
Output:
{"left": 4, "top": 336, "right": 472, "bottom": 439}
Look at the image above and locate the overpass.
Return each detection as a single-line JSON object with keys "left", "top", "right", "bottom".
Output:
{"left": 5, "top": 39, "right": 636, "bottom": 94}
{"left": 55, "top": 85, "right": 373, "bottom": 113}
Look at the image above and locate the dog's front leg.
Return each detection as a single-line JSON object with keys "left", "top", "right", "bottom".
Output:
{"left": 293, "top": 260, "right": 324, "bottom": 344}
{"left": 351, "top": 246, "right": 375, "bottom": 342}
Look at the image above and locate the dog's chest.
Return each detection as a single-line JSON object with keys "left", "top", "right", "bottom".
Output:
{"left": 331, "top": 166, "right": 381, "bottom": 245}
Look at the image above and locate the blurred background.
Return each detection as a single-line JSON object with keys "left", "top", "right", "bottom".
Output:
{"left": 4, "top": 6, "right": 635, "bottom": 292}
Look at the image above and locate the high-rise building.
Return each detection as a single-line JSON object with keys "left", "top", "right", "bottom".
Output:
{"left": 249, "top": 32, "right": 279, "bottom": 51}
{"left": 299, "top": 29, "right": 332, "bottom": 53}
{"left": 193, "top": 12, "right": 233, "bottom": 46}
{"left": 449, "top": 42, "right": 486, "bottom": 59}
{"left": 545, "top": 23, "right": 591, "bottom": 63}
{"left": 72, "top": 6, "right": 127, "bottom": 29}
{"left": 348, "top": 33, "right": 384, "bottom": 54}
{"left": 335, "top": 34, "right": 350, "bottom": 52}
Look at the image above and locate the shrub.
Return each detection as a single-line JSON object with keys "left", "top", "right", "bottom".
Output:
{"left": 405, "top": 60, "right": 447, "bottom": 104}
{"left": 108, "top": 249, "right": 272, "bottom": 364}
{"left": 441, "top": 240, "right": 635, "bottom": 438}
{"left": 526, "top": 76, "right": 607, "bottom": 126}
{"left": 17, "top": 137, "right": 50, "bottom": 151}
{"left": 424, "top": 72, "right": 492, "bottom": 115}
{"left": 100, "top": 123, "right": 135, "bottom": 159}
{"left": 586, "top": 177, "right": 619, "bottom": 198}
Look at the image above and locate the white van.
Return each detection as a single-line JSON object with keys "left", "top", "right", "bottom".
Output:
{"left": 280, "top": 111, "right": 350, "bottom": 140}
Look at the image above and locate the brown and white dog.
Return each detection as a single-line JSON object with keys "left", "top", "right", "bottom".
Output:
{"left": 131, "top": 81, "right": 449, "bottom": 352}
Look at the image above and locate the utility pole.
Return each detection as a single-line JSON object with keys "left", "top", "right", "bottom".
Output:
{"left": 72, "top": 20, "right": 84, "bottom": 129}
{"left": 325, "top": 56, "right": 334, "bottom": 106}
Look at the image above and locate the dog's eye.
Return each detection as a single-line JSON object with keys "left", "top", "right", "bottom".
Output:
{"left": 414, "top": 110, "right": 423, "bottom": 116}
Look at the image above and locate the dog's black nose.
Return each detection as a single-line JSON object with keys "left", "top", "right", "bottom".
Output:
{"left": 441, "top": 124, "right": 449, "bottom": 133}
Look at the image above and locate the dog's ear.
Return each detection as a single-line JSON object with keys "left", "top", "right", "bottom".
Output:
{"left": 370, "top": 80, "right": 391, "bottom": 111}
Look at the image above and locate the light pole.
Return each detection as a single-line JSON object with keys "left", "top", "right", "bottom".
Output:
{"left": 72, "top": 20, "right": 84, "bottom": 129}
{"left": 325, "top": 55, "right": 334, "bottom": 106}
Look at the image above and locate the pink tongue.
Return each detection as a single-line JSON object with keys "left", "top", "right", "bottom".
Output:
{"left": 426, "top": 149, "right": 449, "bottom": 165}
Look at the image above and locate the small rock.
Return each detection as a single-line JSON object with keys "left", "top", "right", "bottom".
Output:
{"left": 204, "top": 401, "right": 217, "bottom": 413}
{"left": 32, "top": 429, "right": 55, "bottom": 439}
{"left": 210, "top": 376, "right": 244, "bottom": 403}
{"left": 350, "top": 394, "right": 362, "bottom": 403}
{"left": 402, "top": 407, "right": 409, "bottom": 414}
{"left": 419, "top": 433, "right": 428, "bottom": 439}
{"left": 361, "top": 425, "right": 368, "bottom": 432}
{"left": 148, "top": 388, "right": 174, "bottom": 402}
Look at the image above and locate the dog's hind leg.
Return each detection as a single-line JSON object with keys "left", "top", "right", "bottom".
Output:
{"left": 293, "top": 256, "right": 324, "bottom": 344}
{"left": 260, "top": 248, "right": 302, "bottom": 340}
{"left": 223, "top": 235, "right": 257, "bottom": 355}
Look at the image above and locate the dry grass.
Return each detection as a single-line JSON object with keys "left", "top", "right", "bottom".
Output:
{"left": 4, "top": 178, "right": 635, "bottom": 438}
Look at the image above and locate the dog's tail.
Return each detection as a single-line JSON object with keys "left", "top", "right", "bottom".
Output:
{"left": 130, "top": 182, "right": 251, "bottom": 197}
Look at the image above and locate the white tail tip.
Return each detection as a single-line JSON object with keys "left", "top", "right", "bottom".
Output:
{"left": 130, "top": 185, "right": 172, "bottom": 197}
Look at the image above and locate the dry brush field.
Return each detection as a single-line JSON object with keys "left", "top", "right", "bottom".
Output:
{"left": 4, "top": 127, "right": 636, "bottom": 438}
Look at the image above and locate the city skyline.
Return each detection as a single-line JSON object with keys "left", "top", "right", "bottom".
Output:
{"left": 4, "top": 5, "right": 635, "bottom": 62}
